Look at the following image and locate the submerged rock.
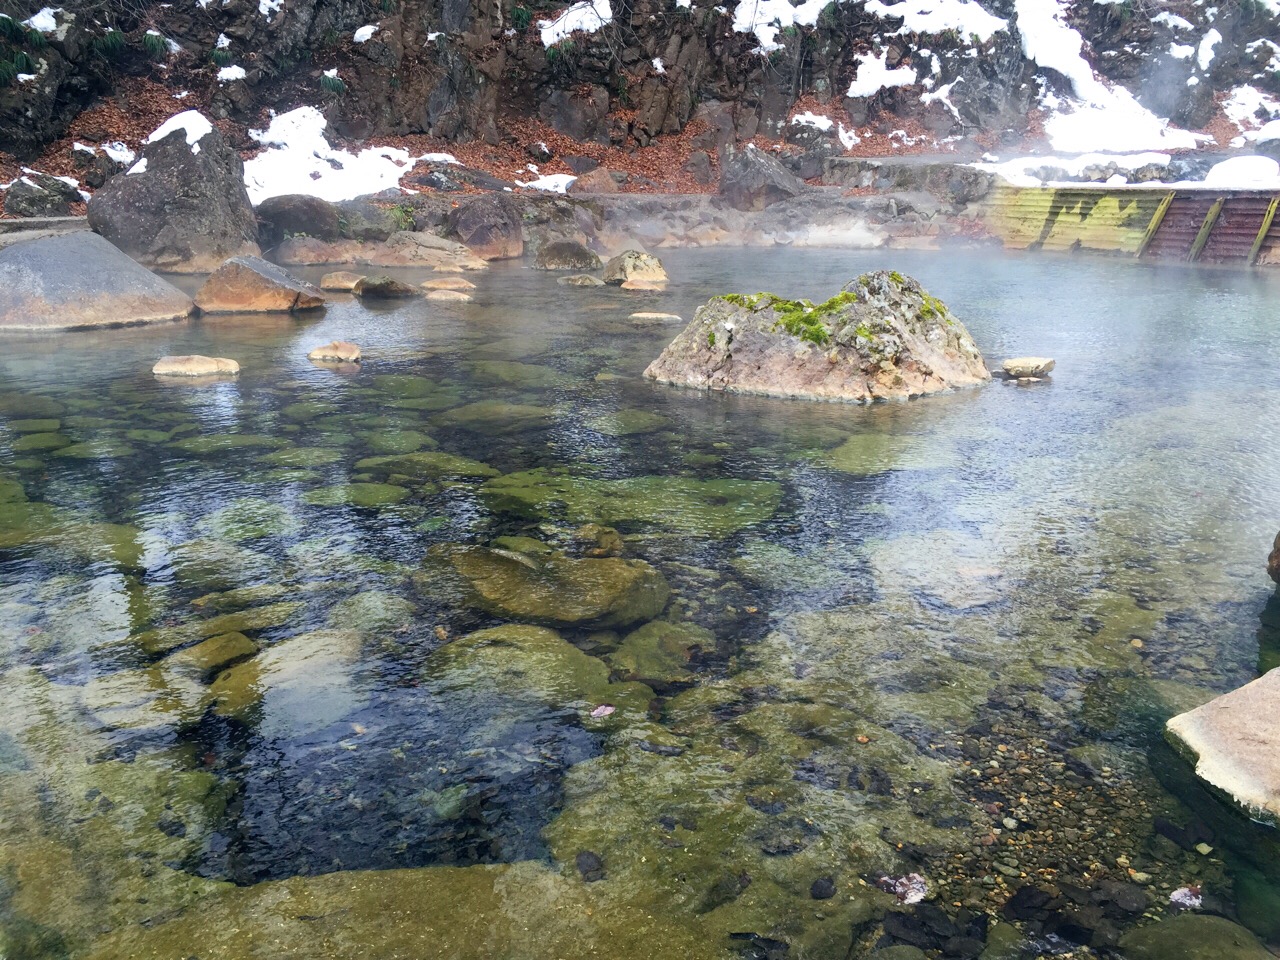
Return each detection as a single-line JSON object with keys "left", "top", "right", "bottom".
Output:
{"left": 559, "top": 273, "right": 605, "bottom": 287}
{"left": 308, "top": 340, "right": 362, "bottom": 363}
{"left": 1269, "top": 531, "right": 1279, "bottom": 584}
{"left": 320, "top": 271, "right": 366, "bottom": 291}
{"left": 195, "top": 256, "right": 325, "bottom": 314}
{"left": 421, "top": 276, "right": 476, "bottom": 291}
{"left": 425, "top": 289, "right": 472, "bottom": 302}
{"left": 1166, "top": 667, "right": 1280, "bottom": 824}
{"left": 1119, "top": 914, "right": 1271, "bottom": 959}
{"left": 153, "top": 355, "right": 240, "bottom": 378}
{"left": 644, "top": 271, "right": 990, "bottom": 403}
{"left": 0, "top": 232, "right": 195, "bottom": 331}
{"left": 427, "top": 543, "right": 670, "bottom": 629}
{"left": 603, "top": 250, "right": 667, "bottom": 286}
{"left": 535, "top": 240, "right": 602, "bottom": 271}
{"left": 354, "top": 275, "right": 419, "bottom": 300}
{"left": 1002, "top": 357, "right": 1055, "bottom": 378}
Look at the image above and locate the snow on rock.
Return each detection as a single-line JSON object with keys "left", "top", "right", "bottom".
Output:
{"left": 863, "top": 0, "right": 1007, "bottom": 42}
{"left": 216, "top": 32, "right": 231, "bottom": 48}
{"left": 1152, "top": 10, "right": 1194, "bottom": 31}
{"left": 732, "top": 0, "right": 829, "bottom": 51}
{"left": 1014, "top": 0, "right": 1107, "bottom": 102}
{"left": 1203, "top": 155, "right": 1280, "bottom": 188}
{"left": 243, "top": 106, "right": 459, "bottom": 204}
{"left": 1223, "top": 85, "right": 1280, "bottom": 142}
{"left": 217, "top": 65, "right": 246, "bottom": 82}
{"left": 145, "top": 110, "right": 215, "bottom": 154}
{"left": 102, "top": 141, "right": 136, "bottom": 164}
{"left": 975, "top": 151, "right": 1171, "bottom": 185}
{"left": 516, "top": 173, "right": 578, "bottom": 192}
{"left": 652, "top": 57, "right": 665, "bottom": 73}
{"left": 22, "top": 7, "right": 60, "bottom": 32}
{"left": 838, "top": 123, "right": 861, "bottom": 148}
{"left": 1197, "top": 28, "right": 1222, "bottom": 71}
{"left": 847, "top": 50, "right": 917, "bottom": 97}
{"left": 127, "top": 158, "right": 148, "bottom": 176}
{"left": 353, "top": 24, "right": 378, "bottom": 42}
{"left": 1168, "top": 42, "right": 1194, "bottom": 59}
{"left": 791, "top": 110, "right": 834, "bottom": 131}
{"left": 539, "top": 0, "right": 611, "bottom": 47}
{"left": 259, "top": 0, "right": 283, "bottom": 19}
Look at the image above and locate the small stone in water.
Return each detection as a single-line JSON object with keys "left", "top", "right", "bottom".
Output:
{"left": 1194, "top": 842, "right": 1213, "bottom": 856}
{"left": 590, "top": 704, "right": 616, "bottom": 718}
{"left": 575, "top": 850, "right": 605, "bottom": 882}
{"left": 1002, "top": 817, "right": 1019, "bottom": 830}
{"left": 810, "top": 877, "right": 836, "bottom": 900}
{"left": 876, "top": 873, "right": 927, "bottom": 904}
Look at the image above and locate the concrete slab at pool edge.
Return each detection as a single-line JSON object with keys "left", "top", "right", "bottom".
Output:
{"left": 1167, "top": 667, "right": 1280, "bottom": 824}
{"left": 0, "top": 231, "right": 194, "bottom": 331}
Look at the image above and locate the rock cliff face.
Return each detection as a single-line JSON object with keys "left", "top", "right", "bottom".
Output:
{"left": 644, "top": 270, "right": 990, "bottom": 402}
{"left": 3, "top": 0, "right": 1279, "bottom": 161}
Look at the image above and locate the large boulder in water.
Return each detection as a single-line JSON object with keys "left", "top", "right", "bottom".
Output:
{"left": 87, "top": 111, "right": 260, "bottom": 273}
{"left": 445, "top": 195, "right": 524, "bottom": 260}
{"left": 0, "top": 232, "right": 194, "bottom": 331}
{"left": 427, "top": 543, "right": 669, "bottom": 629}
{"left": 194, "top": 256, "right": 325, "bottom": 313}
{"left": 718, "top": 144, "right": 805, "bottom": 211}
{"left": 1166, "top": 667, "right": 1280, "bottom": 824}
{"left": 644, "top": 271, "right": 990, "bottom": 403}
{"left": 1269, "top": 531, "right": 1280, "bottom": 584}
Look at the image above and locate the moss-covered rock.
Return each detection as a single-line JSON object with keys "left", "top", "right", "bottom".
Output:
{"left": 353, "top": 450, "right": 498, "bottom": 480}
{"left": 607, "top": 620, "right": 713, "bottom": 689}
{"left": 432, "top": 401, "right": 557, "bottom": 436}
{"left": 645, "top": 272, "right": 989, "bottom": 403}
{"left": 426, "top": 544, "right": 669, "bottom": 629}
{"left": 1119, "top": 915, "right": 1272, "bottom": 959}
{"left": 326, "top": 590, "right": 416, "bottom": 634}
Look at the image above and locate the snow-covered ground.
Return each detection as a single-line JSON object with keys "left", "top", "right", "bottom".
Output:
{"left": 240, "top": 107, "right": 458, "bottom": 204}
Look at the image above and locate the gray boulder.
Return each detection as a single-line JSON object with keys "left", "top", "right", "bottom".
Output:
{"left": 3, "top": 173, "right": 81, "bottom": 217}
{"left": 445, "top": 195, "right": 524, "bottom": 260}
{"left": 0, "top": 232, "right": 194, "bottom": 331}
{"left": 87, "top": 113, "right": 260, "bottom": 273}
{"left": 644, "top": 271, "right": 990, "bottom": 403}
{"left": 255, "top": 194, "right": 343, "bottom": 246}
{"left": 534, "top": 239, "right": 601, "bottom": 271}
{"left": 718, "top": 144, "right": 804, "bottom": 212}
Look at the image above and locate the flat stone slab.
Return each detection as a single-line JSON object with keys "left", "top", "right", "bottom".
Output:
{"left": 1167, "top": 667, "right": 1280, "bottom": 823}
{"left": 0, "top": 231, "right": 194, "bottom": 330}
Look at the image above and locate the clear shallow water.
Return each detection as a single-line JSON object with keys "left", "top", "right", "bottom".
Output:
{"left": 1, "top": 248, "right": 1279, "bottom": 958}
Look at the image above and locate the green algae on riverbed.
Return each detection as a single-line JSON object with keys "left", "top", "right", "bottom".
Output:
{"left": 1, "top": 248, "right": 1280, "bottom": 958}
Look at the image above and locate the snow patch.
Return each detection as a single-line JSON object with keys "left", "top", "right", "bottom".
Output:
{"left": 146, "top": 110, "right": 214, "bottom": 153}
{"left": 217, "top": 65, "right": 246, "bottom": 82}
{"left": 22, "top": 7, "right": 60, "bottom": 32}
{"left": 127, "top": 158, "right": 148, "bottom": 176}
{"left": 847, "top": 50, "right": 916, "bottom": 97}
{"left": 1152, "top": 11, "right": 1194, "bottom": 31}
{"left": 1197, "top": 28, "right": 1221, "bottom": 71}
{"left": 652, "top": 57, "right": 665, "bottom": 73}
{"left": 539, "top": 0, "right": 611, "bottom": 46}
{"left": 975, "top": 151, "right": 1171, "bottom": 186}
{"left": 243, "top": 106, "right": 459, "bottom": 204}
{"left": 1168, "top": 42, "right": 1194, "bottom": 59}
{"left": 102, "top": 141, "right": 136, "bottom": 164}
{"left": 516, "top": 173, "right": 578, "bottom": 192}
{"left": 791, "top": 110, "right": 834, "bottom": 131}
{"left": 216, "top": 32, "right": 231, "bottom": 48}
{"left": 1204, "top": 155, "right": 1280, "bottom": 187}
{"left": 732, "top": 0, "right": 829, "bottom": 52}
{"left": 353, "top": 24, "right": 377, "bottom": 42}
{"left": 921, "top": 77, "right": 962, "bottom": 119}
{"left": 17, "top": 73, "right": 36, "bottom": 83}
{"left": 323, "top": 67, "right": 339, "bottom": 78}
{"left": 259, "top": 0, "right": 282, "bottom": 20}
{"left": 863, "top": 0, "right": 1007, "bottom": 42}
